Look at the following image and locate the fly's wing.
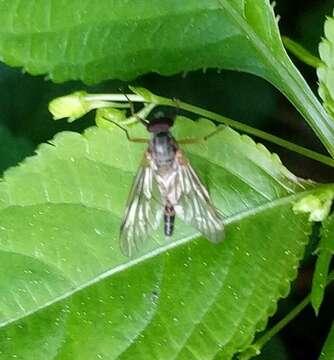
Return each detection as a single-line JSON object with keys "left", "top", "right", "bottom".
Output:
{"left": 120, "top": 152, "right": 163, "bottom": 257}
{"left": 173, "top": 150, "right": 224, "bottom": 243}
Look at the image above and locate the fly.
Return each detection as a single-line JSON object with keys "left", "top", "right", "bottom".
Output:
{"left": 108, "top": 101, "right": 225, "bottom": 257}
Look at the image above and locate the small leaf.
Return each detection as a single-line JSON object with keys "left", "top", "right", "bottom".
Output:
{"left": 311, "top": 214, "right": 334, "bottom": 314}
{"left": 95, "top": 108, "right": 127, "bottom": 129}
{"left": 318, "top": 14, "right": 334, "bottom": 120}
{"left": 293, "top": 190, "right": 334, "bottom": 222}
{"left": 320, "top": 321, "right": 334, "bottom": 359}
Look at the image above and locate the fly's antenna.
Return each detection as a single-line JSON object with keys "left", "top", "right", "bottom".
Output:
{"left": 119, "top": 88, "right": 149, "bottom": 127}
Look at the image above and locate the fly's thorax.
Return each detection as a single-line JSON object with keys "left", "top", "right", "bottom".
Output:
{"left": 150, "top": 131, "right": 177, "bottom": 168}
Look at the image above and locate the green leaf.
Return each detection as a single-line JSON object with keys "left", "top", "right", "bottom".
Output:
{"left": 320, "top": 321, "right": 334, "bottom": 359}
{"left": 0, "top": 1, "right": 334, "bottom": 156}
{"left": 311, "top": 213, "right": 334, "bottom": 314}
{"left": 0, "top": 125, "right": 34, "bottom": 175}
{"left": 0, "top": 117, "right": 319, "bottom": 359}
{"left": 318, "top": 14, "right": 334, "bottom": 120}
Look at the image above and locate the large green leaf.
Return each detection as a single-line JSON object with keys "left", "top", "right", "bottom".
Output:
{"left": 0, "top": 1, "right": 333, "bottom": 156}
{"left": 0, "top": 118, "right": 319, "bottom": 359}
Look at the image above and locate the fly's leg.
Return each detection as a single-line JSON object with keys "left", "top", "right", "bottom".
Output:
{"left": 122, "top": 92, "right": 149, "bottom": 127}
{"left": 177, "top": 125, "right": 226, "bottom": 145}
{"left": 101, "top": 89, "right": 150, "bottom": 143}
{"left": 101, "top": 116, "right": 149, "bottom": 143}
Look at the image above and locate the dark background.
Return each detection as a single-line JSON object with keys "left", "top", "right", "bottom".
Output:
{"left": 0, "top": 1, "right": 333, "bottom": 359}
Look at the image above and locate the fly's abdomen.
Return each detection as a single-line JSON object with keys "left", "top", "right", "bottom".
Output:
{"left": 164, "top": 205, "right": 175, "bottom": 236}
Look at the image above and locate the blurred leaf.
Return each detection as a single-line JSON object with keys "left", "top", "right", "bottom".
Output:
{"left": 311, "top": 214, "right": 334, "bottom": 314}
{"left": 318, "top": 13, "right": 334, "bottom": 120}
{"left": 0, "top": 1, "right": 334, "bottom": 156}
{"left": 319, "top": 321, "right": 334, "bottom": 359}
{"left": 0, "top": 125, "right": 34, "bottom": 174}
{"left": 0, "top": 117, "right": 322, "bottom": 359}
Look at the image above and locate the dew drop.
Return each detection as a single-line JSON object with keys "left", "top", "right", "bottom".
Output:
{"left": 94, "top": 228, "right": 102, "bottom": 235}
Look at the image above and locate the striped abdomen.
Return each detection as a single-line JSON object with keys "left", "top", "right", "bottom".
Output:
{"left": 164, "top": 205, "right": 175, "bottom": 236}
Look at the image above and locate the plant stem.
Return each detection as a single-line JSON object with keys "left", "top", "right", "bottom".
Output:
{"left": 84, "top": 94, "right": 145, "bottom": 102}
{"left": 152, "top": 94, "right": 334, "bottom": 168}
{"left": 83, "top": 89, "right": 334, "bottom": 168}
{"left": 238, "top": 271, "right": 334, "bottom": 359}
{"left": 253, "top": 295, "right": 311, "bottom": 350}
{"left": 282, "top": 36, "right": 323, "bottom": 68}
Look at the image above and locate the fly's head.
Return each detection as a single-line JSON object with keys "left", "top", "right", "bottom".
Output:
{"left": 147, "top": 117, "right": 174, "bottom": 134}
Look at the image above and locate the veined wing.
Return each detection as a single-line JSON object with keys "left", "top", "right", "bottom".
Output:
{"left": 120, "top": 151, "right": 163, "bottom": 257}
{"left": 173, "top": 150, "right": 224, "bottom": 243}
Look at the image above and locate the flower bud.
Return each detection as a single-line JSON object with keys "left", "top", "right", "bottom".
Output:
{"left": 48, "top": 91, "right": 90, "bottom": 122}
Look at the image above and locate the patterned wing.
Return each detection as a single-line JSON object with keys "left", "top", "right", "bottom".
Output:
{"left": 173, "top": 150, "right": 225, "bottom": 243}
{"left": 120, "top": 152, "right": 163, "bottom": 257}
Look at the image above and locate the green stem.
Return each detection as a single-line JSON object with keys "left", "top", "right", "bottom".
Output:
{"left": 253, "top": 295, "right": 310, "bottom": 350}
{"left": 150, "top": 93, "right": 334, "bottom": 168}
{"left": 84, "top": 94, "right": 144, "bottom": 103}
{"left": 238, "top": 271, "right": 334, "bottom": 359}
{"left": 282, "top": 36, "right": 323, "bottom": 68}
{"left": 79, "top": 88, "right": 334, "bottom": 168}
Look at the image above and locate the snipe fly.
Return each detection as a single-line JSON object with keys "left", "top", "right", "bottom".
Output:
{"left": 112, "top": 102, "right": 225, "bottom": 257}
